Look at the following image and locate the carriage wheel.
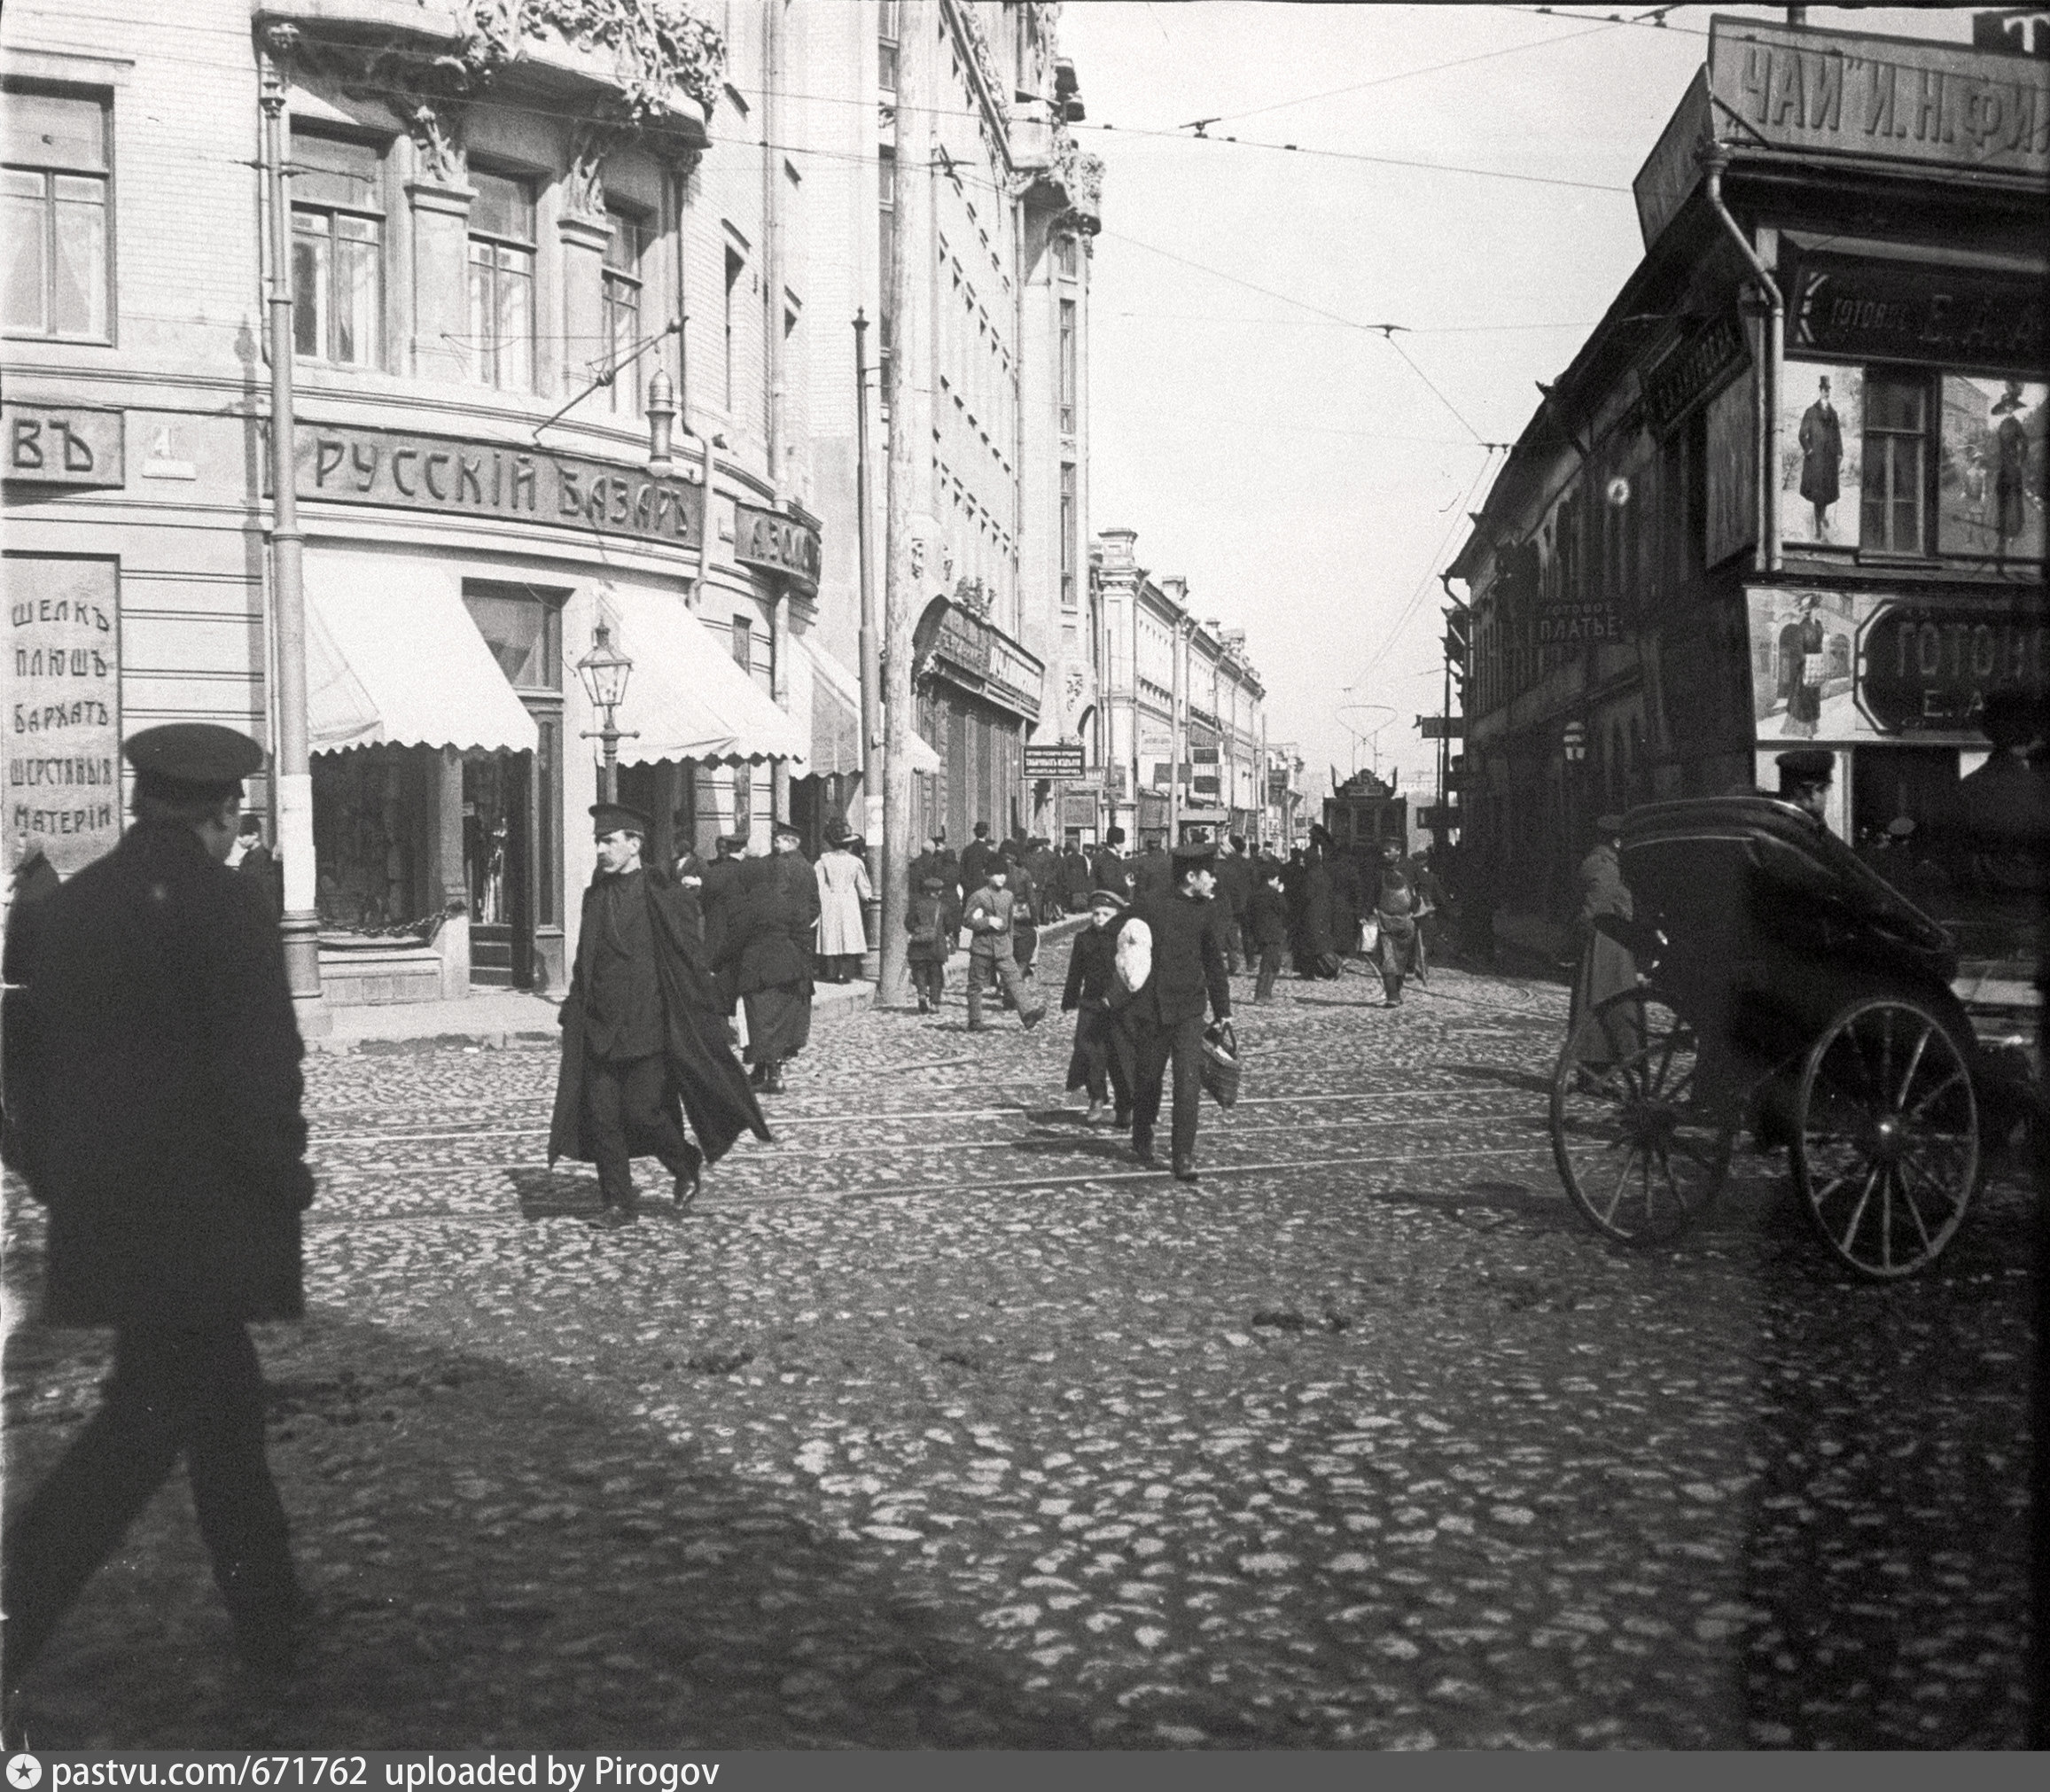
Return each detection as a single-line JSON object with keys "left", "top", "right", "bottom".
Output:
{"left": 1550, "top": 988, "right": 1734, "bottom": 1244}
{"left": 1793, "top": 996, "right": 1978, "bottom": 1280}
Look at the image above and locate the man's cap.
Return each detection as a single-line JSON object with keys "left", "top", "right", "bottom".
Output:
{"left": 1594, "top": 813, "right": 1625, "bottom": 834}
{"left": 929, "top": 826, "right": 947, "bottom": 843}
{"left": 1775, "top": 748, "right": 1835, "bottom": 785}
{"left": 921, "top": 874, "right": 947, "bottom": 889}
{"left": 1228, "top": 834, "right": 1246, "bottom": 853}
{"left": 1886, "top": 815, "right": 1917, "bottom": 838}
{"left": 124, "top": 723, "right": 263, "bottom": 794}
{"left": 238, "top": 814, "right": 264, "bottom": 834}
{"left": 972, "top": 821, "right": 990, "bottom": 837}
{"left": 773, "top": 820, "right": 802, "bottom": 839}
{"left": 589, "top": 802, "right": 651, "bottom": 836}
{"left": 716, "top": 831, "right": 746, "bottom": 849}
{"left": 1173, "top": 840, "right": 1217, "bottom": 867}
{"left": 1104, "top": 826, "right": 1126, "bottom": 845}
{"left": 1088, "top": 888, "right": 1126, "bottom": 908}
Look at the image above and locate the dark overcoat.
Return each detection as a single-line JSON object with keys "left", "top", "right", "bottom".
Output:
{"left": 550, "top": 866, "right": 769, "bottom": 1168}
{"left": 13, "top": 821, "right": 313, "bottom": 1327}
{"left": 1123, "top": 890, "right": 1233, "bottom": 1030}
{"left": 698, "top": 853, "right": 747, "bottom": 1005}
{"left": 2, "top": 846, "right": 61, "bottom": 1164}
{"left": 721, "top": 853, "right": 820, "bottom": 996}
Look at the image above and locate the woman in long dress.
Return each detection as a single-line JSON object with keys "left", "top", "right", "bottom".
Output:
{"left": 814, "top": 836, "right": 873, "bottom": 983}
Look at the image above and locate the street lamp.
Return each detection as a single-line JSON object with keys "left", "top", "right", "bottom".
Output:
{"left": 576, "top": 620, "right": 637, "bottom": 804}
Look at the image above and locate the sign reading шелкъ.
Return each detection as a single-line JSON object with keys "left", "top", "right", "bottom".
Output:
{"left": 289, "top": 424, "right": 705, "bottom": 550}
{"left": 6, "top": 557, "right": 121, "bottom": 873}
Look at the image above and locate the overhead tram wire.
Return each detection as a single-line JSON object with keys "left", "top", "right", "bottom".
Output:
{"left": 1354, "top": 448, "right": 1503, "bottom": 690}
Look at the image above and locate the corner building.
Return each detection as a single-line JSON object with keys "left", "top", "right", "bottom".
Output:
{"left": 1451, "top": 15, "right": 2046, "bottom": 971}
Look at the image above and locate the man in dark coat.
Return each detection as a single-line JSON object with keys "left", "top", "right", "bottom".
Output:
{"left": 549, "top": 804, "right": 767, "bottom": 1229}
{"left": 698, "top": 833, "right": 747, "bottom": 1002}
{"left": 721, "top": 823, "right": 819, "bottom": 1094}
{"left": 1062, "top": 889, "right": 1134, "bottom": 1124}
{"left": 1131, "top": 837, "right": 1175, "bottom": 903}
{"left": 2, "top": 724, "right": 314, "bottom": 1694}
{"left": 1213, "top": 835, "right": 1253, "bottom": 975}
{"left": 909, "top": 828, "right": 963, "bottom": 939}
{"left": 1120, "top": 841, "right": 1234, "bottom": 1181}
{"left": 1091, "top": 826, "right": 1134, "bottom": 905}
{"left": 1328, "top": 848, "right": 1366, "bottom": 962}
{"left": 1060, "top": 840, "right": 1092, "bottom": 913}
{"left": 1797, "top": 374, "right": 1843, "bottom": 541}
{"left": 232, "top": 814, "right": 281, "bottom": 916}
{"left": 1026, "top": 837, "right": 1060, "bottom": 923}
{"left": 1247, "top": 861, "right": 1290, "bottom": 1001}
{"left": 959, "top": 821, "right": 998, "bottom": 902}
{"left": 1569, "top": 814, "right": 1637, "bottom": 1053}
{"left": 1298, "top": 832, "right": 1342, "bottom": 977}
{"left": 1, "top": 830, "right": 61, "bottom": 1168}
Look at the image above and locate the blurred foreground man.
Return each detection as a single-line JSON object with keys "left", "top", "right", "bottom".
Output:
{"left": 2, "top": 724, "right": 315, "bottom": 1698}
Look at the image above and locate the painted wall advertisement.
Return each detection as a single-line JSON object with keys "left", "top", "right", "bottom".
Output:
{"left": 5, "top": 557, "right": 121, "bottom": 873}
{"left": 1748, "top": 585, "right": 2046, "bottom": 744}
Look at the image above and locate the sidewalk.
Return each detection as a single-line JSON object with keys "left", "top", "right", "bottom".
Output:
{"left": 308, "top": 915, "right": 1087, "bottom": 1052}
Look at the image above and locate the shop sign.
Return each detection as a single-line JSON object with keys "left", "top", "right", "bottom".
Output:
{"left": 734, "top": 502, "right": 822, "bottom": 591}
{"left": 927, "top": 603, "right": 1043, "bottom": 721}
{"left": 1708, "top": 18, "right": 2050, "bottom": 181}
{"left": 1536, "top": 598, "right": 1625, "bottom": 645}
{"left": 1785, "top": 253, "right": 2046, "bottom": 375}
{"left": 1858, "top": 600, "right": 2047, "bottom": 736}
{"left": 289, "top": 424, "right": 705, "bottom": 549}
{"left": 4, "top": 404, "right": 123, "bottom": 489}
{"left": 4, "top": 557, "right": 121, "bottom": 873}
{"left": 1024, "top": 742, "right": 1086, "bottom": 779}
{"left": 1747, "top": 586, "right": 2046, "bottom": 744}
{"left": 1633, "top": 67, "right": 1713, "bottom": 250}
{"left": 1641, "top": 316, "right": 1749, "bottom": 435}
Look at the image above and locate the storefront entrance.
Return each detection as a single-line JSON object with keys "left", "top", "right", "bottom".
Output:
{"left": 464, "top": 754, "right": 533, "bottom": 987}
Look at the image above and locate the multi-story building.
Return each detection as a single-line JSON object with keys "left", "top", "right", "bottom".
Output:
{"left": 1, "top": 0, "right": 1103, "bottom": 1010}
{"left": 1450, "top": 14, "right": 2046, "bottom": 962}
{"left": 793, "top": 0, "right": 1101, "bottom": 850}
{"left": 1091, "top": 527, "right": 1273, "bottom": 850}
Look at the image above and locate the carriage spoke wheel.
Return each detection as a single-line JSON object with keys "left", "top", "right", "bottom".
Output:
{"left": 1551, "top": 989, "right": 1734, "bottom": 1244}
{"left": 1794, "top": 997, "right": 1977, "bottom": 1280}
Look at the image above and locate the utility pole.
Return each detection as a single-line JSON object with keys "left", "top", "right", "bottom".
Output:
{"left": 762, "top": 0, "right": 789, "bottom": 828}
{"left": 258, "top": 29, "right": 327, "bottom": 1035}
{"left": 877, "top": 0, "right": 932, "bottom": 1009}
{"left": 854, "top": 309, "right": 881, "bottom": 981}
{"left": 1168, "top": 613, "right": 1184, "bottom": 845}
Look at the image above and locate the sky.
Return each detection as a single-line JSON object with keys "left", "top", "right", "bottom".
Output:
{"left": 1052, "top": 3, "right": 1982, "bottom": 800}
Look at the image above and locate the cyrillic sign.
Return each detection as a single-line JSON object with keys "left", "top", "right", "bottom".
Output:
{"left": 1024, "top": 743, "right": 1086, "bottom": 779}
{"left": 4, "top": 403, "right": 124, "bottom": 488}
{"left": 4, "top": 556, "right": 121, "bottom": 872}
{"left": 1785, "top": 252, "right": 2047, "bottom": 375}
{"left": 735, "top": 503, "right": 822, "bottom": 591}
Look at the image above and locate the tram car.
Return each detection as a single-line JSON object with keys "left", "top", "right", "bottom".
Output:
{"left": 1322, "top": 771, "right": 1408, "bottom": 857}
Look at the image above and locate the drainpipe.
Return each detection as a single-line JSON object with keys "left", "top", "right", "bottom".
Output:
{"left": 1703, "top": 148, "right": 1781, "bottom": 576}
{"left": 762, "top": 0, "right": 791, "bottom": 826}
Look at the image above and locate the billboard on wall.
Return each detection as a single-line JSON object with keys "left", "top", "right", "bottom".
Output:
{"left": 1748, "top": 585, "right": 2046, "bottom": 745}
{"left": 4, "top": 557, "right": 122, "bottom": 875}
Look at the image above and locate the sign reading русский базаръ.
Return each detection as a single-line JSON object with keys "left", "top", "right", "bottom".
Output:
{"left": 286, "top": 423, "right": 706, "bottom": 549}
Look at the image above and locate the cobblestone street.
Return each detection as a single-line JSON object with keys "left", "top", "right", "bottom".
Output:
{"left": 4, "top": 934, "right": 2034, "bottom": 1750}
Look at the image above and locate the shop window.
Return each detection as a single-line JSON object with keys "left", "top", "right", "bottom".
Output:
{"left": 3, "top": 87, "right": 110, "bottom": 340}
{"left": 1862, "top": 372, "right": 1931, "bottom": 555}
{"left": 604, "top": 205, "right": 645, "bottom": 415}
{"left": 467, "top": 169, "right": 535, "bottom": 391}
{"left": 462, "top": 585, "right": 563, "bottom": 690}
{"left": 292, "top": 133, "right": 384, "bottom": 367}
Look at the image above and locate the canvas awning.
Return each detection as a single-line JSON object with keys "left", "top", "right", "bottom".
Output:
{"left": 908, "top": 728, "right": 941, "bottom": 775}
{"left": 603, "top": 588, "right": 809, "bottom": 767}
{"left": 801, "top": 636, "right": 864, "bottom": 777}
{"left": 305, "top": 553, "right": 537, "bottom": 754}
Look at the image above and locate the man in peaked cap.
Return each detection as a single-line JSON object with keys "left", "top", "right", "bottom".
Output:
{"left": 1119, "top": 839, "right": 1233, "bottom": 1181}
{"left": 715, "top": 821, "right": 819, "bottom": 1094}
{"left": 3, "top": 723, "right": 318, "bottom": 1697}
{"left": 1774, "top": 747, "right": 1836, "bottom": 828}
{"left": 550, "top": 803, "right": 768, "bottom": 1228}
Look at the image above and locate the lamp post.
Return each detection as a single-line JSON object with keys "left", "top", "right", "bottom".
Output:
{"left": 577, "top": 622, "right": 636, "bottom": 805}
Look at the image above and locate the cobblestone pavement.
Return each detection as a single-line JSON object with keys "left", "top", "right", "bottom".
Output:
{"left": 4, "top": 937, "right": 2034, "bottom": 1749}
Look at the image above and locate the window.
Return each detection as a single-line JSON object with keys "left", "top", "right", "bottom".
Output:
{"left": 603, "top": 206, "right": 644, "bottom": 415}
{"left": 877, "top": 148, "right": 896, "bottom": 385}
{"left": 467, "top": 170, "right": 535, "bottom": 390}
{"left": 1862, "top": 372, "right": 1930, "bottom": 555}
{"left": 878, "top": 0, "right": 900, "bottom": 93}
{"left": 462, "top": 586, "right": 562, "bottom": 690}
{"left": 730, "top": 614, "right": 752, "bottom": 671}
{"left": 1059, "top": 462, "right": 1077, "bottom": 610}
{"left": 1055, "top": 232, "right": 1077, "bottom": 280}
{"left": 3, "top": 89, "right": 109, "bottom": 339}
{"left": 723, "top": 243, "right": 744, "bottom": 412}
{"left": 291, "top": 133, "right": 383, "bottom": 367}
{"left": 1058, "top": 298, "right": 1077, "bottom": 435}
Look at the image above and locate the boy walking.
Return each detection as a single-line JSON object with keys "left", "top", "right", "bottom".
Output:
{"left": 905, "top": 874, "right": 954, "bottom": 1014}
{"left": 963, "top": 864, "right": 1042, "bottom": 1032}
{"left": 1061, "top": 891, "right": 1135, "bottom": 1124}
{"left": 1248, "top": 864, "right": 1290, "bottom": 1001}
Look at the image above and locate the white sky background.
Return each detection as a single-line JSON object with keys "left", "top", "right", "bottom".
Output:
{"left": 1053, "top": 3, "right": 1979, "bottom": 802}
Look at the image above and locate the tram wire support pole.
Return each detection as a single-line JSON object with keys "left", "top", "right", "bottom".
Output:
{"left": 854, "top": 309, "right": 883, "bottom": 983}
{"left": 257, "top": 27, "right": 328, "bottom": 1034}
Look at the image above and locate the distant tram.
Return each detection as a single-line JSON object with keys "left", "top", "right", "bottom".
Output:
{"left": 1322, "top": 770, "right": 1407, "bottom": 857}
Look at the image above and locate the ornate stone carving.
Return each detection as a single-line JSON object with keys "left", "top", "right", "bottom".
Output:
{"left": 564, "top": 123, "right": 620, "bottom": 219}
{"left": 1050, "top": 123, "right": 1103, "bottom": 231}
{"left": 405, "top": 98, "right": 469, "bottom": 187}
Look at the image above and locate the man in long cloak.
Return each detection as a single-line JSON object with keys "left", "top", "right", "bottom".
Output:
{"left": 550, "top": 804, "right": 768, "bottom": 1227}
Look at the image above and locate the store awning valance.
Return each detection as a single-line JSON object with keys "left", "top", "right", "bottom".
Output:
{"left": 604, "top": 588, "right": 809, "bottom": 768}
{"left": 908, "top": 728, "right": 941, "bottom": 775}
{"left": 305, "top": 553, "right": 537, "bottom": 755}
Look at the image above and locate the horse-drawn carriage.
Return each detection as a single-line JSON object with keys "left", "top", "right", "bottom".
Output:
{"left": 1549, "top": 795, "right": 2039, "bottom": 1280}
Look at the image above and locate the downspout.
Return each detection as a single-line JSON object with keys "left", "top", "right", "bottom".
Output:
{"left": 762, "top": 0, "right": 790, "bottom": 827}
{"left": 1703, "top": 149, "right": 1781, "bottom": 576}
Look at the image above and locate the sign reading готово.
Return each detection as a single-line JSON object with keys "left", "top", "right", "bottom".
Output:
{"left": 6, "top": 558, "right": 121, "bottom": 873}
